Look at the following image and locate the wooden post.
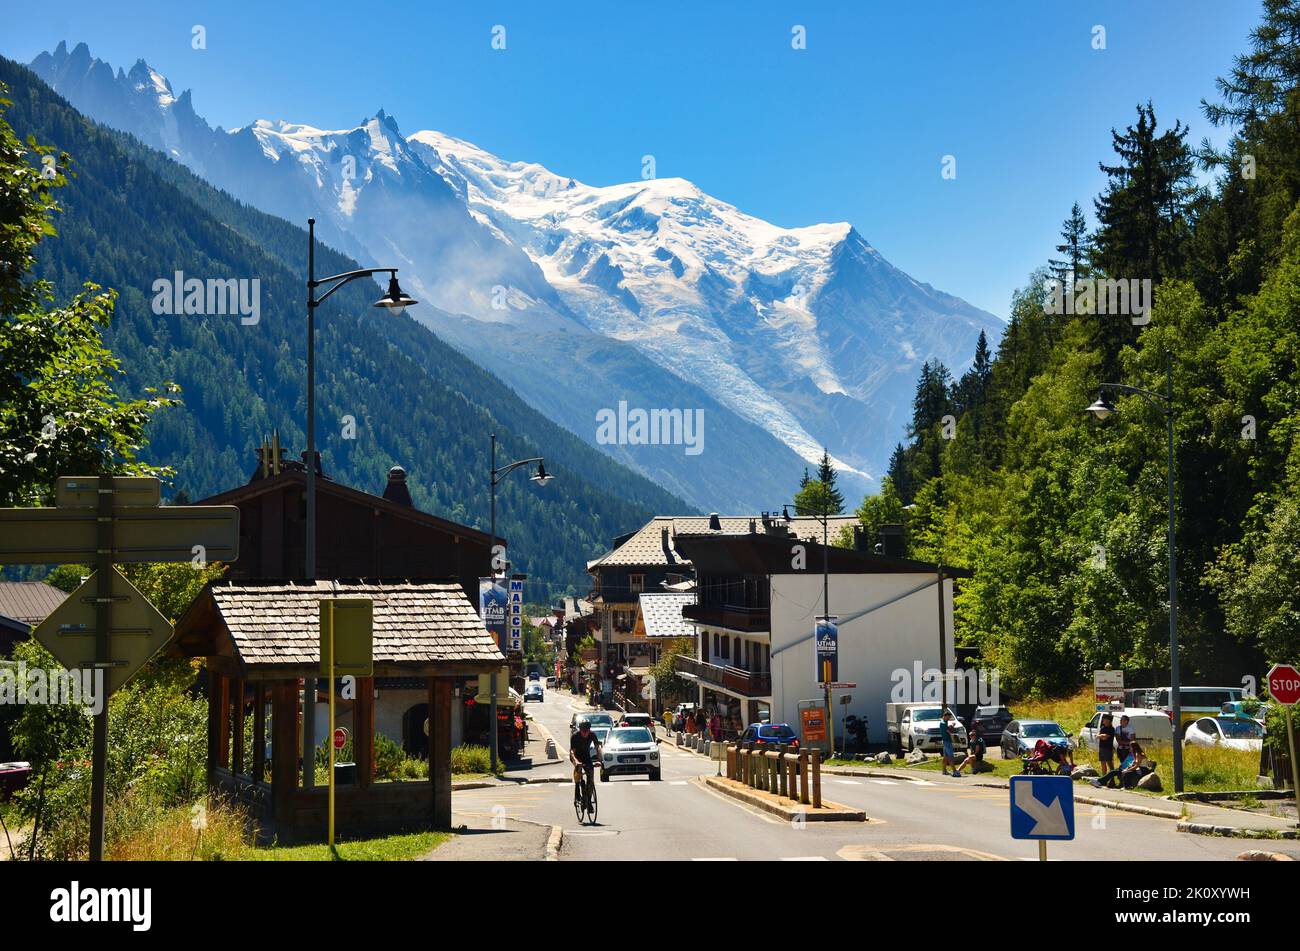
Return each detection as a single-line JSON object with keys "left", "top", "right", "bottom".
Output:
{"left": 811, "top": 747, "right": 822, "bottom": 808}
{"left": 355, "top": 676, "right": 375, "bottom": 788}
{"left": 253, "top": 683, "right": 266, "bottom": 785}
{"left": 232, "top": 679, "right": 246, "bottom": 775}
{"left": 271, "top": 681, "right": 298, "bottom": 825}
{"left": 776, "top": 752, "right": 787, "bottom": 797}
{"left": 787, "top": 757, "right": 799, "bottom": 801}
{"left": 206, "top": 670, "right": 224, "bottom": 781}
{"left": 429, "top": 677, "right": 453, "bottom": 828}
{"left": 215, "top": 674, "right": 231, "bottom": 770}
{"left": 798, "top": 748, "right": 810, "bottom": 805}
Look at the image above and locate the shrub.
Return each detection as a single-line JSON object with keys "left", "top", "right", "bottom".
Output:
{"left": 450, "top": 745, "right": 494, "bottom": 775}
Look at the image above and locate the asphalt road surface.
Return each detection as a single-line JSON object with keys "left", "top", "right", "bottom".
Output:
{"left": 452, "top": 688, "right": 1300, "bottom": 862}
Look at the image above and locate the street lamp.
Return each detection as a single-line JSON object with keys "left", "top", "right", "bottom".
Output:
{"left": 487, "top": 432, "right": 554, "bottom": 772}
{"left": 304, "top": 217, "right": 416, "bottom": 784}
{"left": 781, "top": 502, "right": 837, "bottom": 754}
{"left": 1086, "top": 348, "right": 1183, "bottom": 792}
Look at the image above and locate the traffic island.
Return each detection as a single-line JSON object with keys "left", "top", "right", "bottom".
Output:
{"left": 702, "top": 775, "right": 868, "bottom": 822}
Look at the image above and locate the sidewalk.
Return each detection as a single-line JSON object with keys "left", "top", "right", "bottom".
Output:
{"left": 421, "top": 812, "right": 556, "bottom": 861}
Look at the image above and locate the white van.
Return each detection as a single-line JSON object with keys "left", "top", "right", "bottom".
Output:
{"left": 1077, "top": 707, "right": 1173, "bottom": 753}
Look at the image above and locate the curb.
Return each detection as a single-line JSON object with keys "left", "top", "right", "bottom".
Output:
{"left": 1177, "top": 821, "right": 1299, "bottom": 840}
{"left": 701, "top": 775, "right": 867, "bottom": 822}
{"left": 453, "top": 775, "right": 571, "bottom": 791}
{"left": 1073, "top": 793, "right": 1182, "bottom": 820}
{"left": 545, "top": 824, "right": 564, "bottom": 861}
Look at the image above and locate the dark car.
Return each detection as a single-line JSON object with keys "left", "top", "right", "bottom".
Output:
{"left": 969, "top": 705, "right": 1013, "bottom": 745}
{"left": 738, "top": 722, "right": 800, "bottom": 748}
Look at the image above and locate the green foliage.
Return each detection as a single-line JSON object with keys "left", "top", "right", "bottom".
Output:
{"left": 0, "top": 86, "right": 176, "bottom": 506}
{"left": 793, "top": 449, "right": 844, "bottom": 516}
{"left": 449, "top": 744, "right": 496, "bottom": 775}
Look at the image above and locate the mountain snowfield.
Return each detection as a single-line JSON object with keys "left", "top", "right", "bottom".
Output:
{"left": 29, "top": 41, "right": 1001, "bottom": 511}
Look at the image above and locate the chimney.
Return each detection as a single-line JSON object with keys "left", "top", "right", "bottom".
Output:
{"left": 748, "top": 518, "right": 756, "bottom": 533}
{"left": 383, "top": 465, "right": 413, "bottom": 507}
{"left": 879, "top": 523, "right": 905, "bottom": 559}
{"left": 661, "top": 526, "right": 671, "bottom": 555}
{"left": 708, "top": 512, "right": 721, "bottom": 531}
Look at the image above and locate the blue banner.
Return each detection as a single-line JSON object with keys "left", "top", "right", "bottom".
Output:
{"left": 479, "top": 577, "right": 507, "bottom": 649}
{"left": 815, "top": 616, "right": 838, "bottom": 686}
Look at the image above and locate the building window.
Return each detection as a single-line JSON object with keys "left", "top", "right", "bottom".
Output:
{"left": 629, "top": 573, "right": 645, "bottom": 594}
{"left": 721, "top": 635, "right": 730, "bottom": 660}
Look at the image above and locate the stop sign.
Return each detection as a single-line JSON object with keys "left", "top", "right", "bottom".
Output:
{"left": 1267, "top": 664, "right": 1300, "bottom": 705}
{"left": 333, "top": 727, "right": 349, "bottom": 750}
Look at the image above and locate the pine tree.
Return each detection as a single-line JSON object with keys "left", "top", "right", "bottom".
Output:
{"left": 1048, "top": 203, "right": 1092, "bottom": 286}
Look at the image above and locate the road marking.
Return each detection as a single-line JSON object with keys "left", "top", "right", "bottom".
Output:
{"left": 910, "top": 779, "right": 936, "bottom": 786}
{"left": 670, "top": 781, "right": 689, "bottom": 786}
{"left": 781, "top": 855, "right": 828, "bottom": 861}
{"left": 692, "top": 857, "right": 738, "bottom": 861}
{"left": 869, "top": 779, "right": 898, "bottom": 785}
{"left": 833, "top": 779, "right": 861, "bottom": 785}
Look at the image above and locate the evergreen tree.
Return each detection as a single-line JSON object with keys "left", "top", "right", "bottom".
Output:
{"left": 1048, "top": 202, "right": 1092, "bottom": 286}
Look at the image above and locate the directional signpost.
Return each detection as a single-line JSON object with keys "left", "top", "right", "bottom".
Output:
{"left": 1010, "top": 774, "right": 1075, "bottom": 861}
{"left": 1266, "top": 663, "right": 1300, "bottom": 826}
{"left": 0, "top": 475, "right": 239, "bottom": 861}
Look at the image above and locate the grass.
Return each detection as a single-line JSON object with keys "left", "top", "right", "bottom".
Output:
{"left": 106, "top": 800, "right": 453, "bottom": 861}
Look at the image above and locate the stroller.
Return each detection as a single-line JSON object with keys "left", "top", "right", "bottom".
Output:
{"left": 1021, "top": 738, "right": 1070, "bottom": 775}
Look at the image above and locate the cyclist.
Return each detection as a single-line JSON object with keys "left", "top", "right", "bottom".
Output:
{"left": 569, "top": 718, "right": 603, "bottom": 809}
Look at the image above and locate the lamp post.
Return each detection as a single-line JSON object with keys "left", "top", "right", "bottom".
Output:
{"left": 487, "top": 432, "right": 554, "bottom": 773}
{"left": 303, "top": 218, "right": 416, "bottom": 785}
{"left": 1086, "top": 348, "right": 1183, "bottom": 792}
{"left": 782, "top": 502, "right": 836, "bottom": 754}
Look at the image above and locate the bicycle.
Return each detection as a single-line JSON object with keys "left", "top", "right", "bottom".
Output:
{"left": 573, "top": 763, "right": 598, "bottom": 825}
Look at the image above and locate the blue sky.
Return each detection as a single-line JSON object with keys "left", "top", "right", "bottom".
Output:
{"left": 3, "top": 1, "right": 1261, "bottom": 324}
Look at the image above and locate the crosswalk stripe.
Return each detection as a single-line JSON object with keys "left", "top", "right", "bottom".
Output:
{"left": 670, "top": 781, "right": 688, "bottom": 786}
{"left": 870, "top": 779, "right": 898, "bottom": 785}
{"left": 833, "top": 779, "right": 861, "bottom": 785}
{"left": 692, "top": 857, "right": 738, "bottom": 861}
{"left": 781, "top": 856, "right": 829, "bottom": 861}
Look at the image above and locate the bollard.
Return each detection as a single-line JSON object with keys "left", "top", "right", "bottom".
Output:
{"left": 727, "top": 744, "right": 737, "bottom": 780}
{"left": 811, "top": 747, "right": 822, "bottom": 809}
{"left": 787, "top": 756, "right": 799, "bottom": 801}
{"left": 798, "top": 748, "right": 810, "bottom": 805}
{"left": 770, "top": 753, "right": 780, "bottom": 793}
{"left": 776, "top": 752, "right": 788, "bottom": 797}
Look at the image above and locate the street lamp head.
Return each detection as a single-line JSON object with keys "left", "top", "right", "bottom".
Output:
{"left": 530, "top": 462, "right": 554, "bottom": 485}
{"left": 1086, "top": 394, "right": 1117, "bottom": 420}
{"left": 373, "top": 274, "right": 418, "bottom": 317}
{"left": 782, "top": 504, "right": 792, "bottom": 521}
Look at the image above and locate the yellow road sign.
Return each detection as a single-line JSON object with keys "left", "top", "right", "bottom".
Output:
{"left": 320, "top": 598, "right": 373, "bottom": 677}
{"left": 32, "top": 567, "right": 174, "bottom": 696}
{"left": 0, "top": 505, "right": 239, "bottom": 564}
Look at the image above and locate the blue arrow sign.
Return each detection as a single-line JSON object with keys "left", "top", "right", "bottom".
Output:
{"left": 1009, "top": 775, "right": 1075, "bottom": 841}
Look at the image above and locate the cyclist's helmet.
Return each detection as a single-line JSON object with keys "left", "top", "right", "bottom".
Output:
{"left": 578, "top": 719, "right": 591, "bottom": 730}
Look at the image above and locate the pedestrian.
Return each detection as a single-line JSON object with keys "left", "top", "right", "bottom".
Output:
{"left": 1097, "top": 713, "right": 1116, "bottom": 774}
{"left": 940, "top": 710, "right": 958, "bottom": 776}
{"left": 954, "top": 724, "right": 985, "bottom": 777}
{"left": 710, "top": 711, "right": 721, "bottom": 741}
{"left": 1091, "top": 741, "right": 1150, "bottom": 789}
{"left": 1116, "top": 714, "right": 1135, "bottom": 764}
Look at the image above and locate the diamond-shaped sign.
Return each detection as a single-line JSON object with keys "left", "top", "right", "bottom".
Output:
{"left": 32, "top": 567, "right": 174, "bottom": 696}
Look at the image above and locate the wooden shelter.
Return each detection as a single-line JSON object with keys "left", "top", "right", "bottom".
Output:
{"left": 173, "top": 578, "right": 503, "bottom": 843}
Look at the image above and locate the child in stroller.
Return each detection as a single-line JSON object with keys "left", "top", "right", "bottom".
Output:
{"left": 1021, "top": 738, "right": 1074, "bottom": 775}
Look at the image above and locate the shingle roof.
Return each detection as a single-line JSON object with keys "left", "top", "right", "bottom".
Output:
{"left": 588, "top": 515, "right": 860, "bottom": 569}
{"left": 0, "top": 581, "right": 68, "bottom": 627}
{"left": 187, "top": 580, "right": 503, "bottom": 672}
{"left": 637, "top": 592, "right": 696, "bottom": 639}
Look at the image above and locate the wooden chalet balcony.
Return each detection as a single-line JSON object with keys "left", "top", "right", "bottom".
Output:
{"left": 681, "top": 602, "right": 770, "bottom": 633}
{"left": 673, "top": 654, "right": 771, "bottom": 697}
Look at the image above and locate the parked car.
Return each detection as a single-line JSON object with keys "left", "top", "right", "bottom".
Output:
{"left": 546, "top": 676, "right": 557, "bottom": 689}
{"left": 1077, "top": 707, "right": 1172, "bottom": 753}
{"left": 600, "top": 727, "right": 661, "bottom": 781}
{"left": 571, "top": 711, "right": 616, "bottom": 732}
{"left": 619, "top": 712, "right": 655, "bottom": 735}
{"left": 0, "top": 761, "right": 32, "bottom": 800}
{"left": 887, "top": 703, "right": 968, "bottom": 753}
{"left": 528, "top": 670, "right": 541, "bottom": 681}
{"left": 1000, "top": 719, "right": 1071, "bottom": 759}
{"left": 968, "top": 705, "right": 1013, "bottom": 745}
{"left": 738, "top": 722, "right": 801, "bottom": 748}
{"left": 1184, "top": 716, "right": 1265, "bottom": 752}
{"left": 524, "top": 682, "right": 544, "bottom": 703}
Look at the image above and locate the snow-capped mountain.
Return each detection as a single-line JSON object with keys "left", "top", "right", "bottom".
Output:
{"left": 29, "top": 42, "right": 1001, "bottom": 510}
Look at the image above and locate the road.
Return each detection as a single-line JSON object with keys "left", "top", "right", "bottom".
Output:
{"left": 451, "top": 688, "right": 1300, "bottom": 861}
